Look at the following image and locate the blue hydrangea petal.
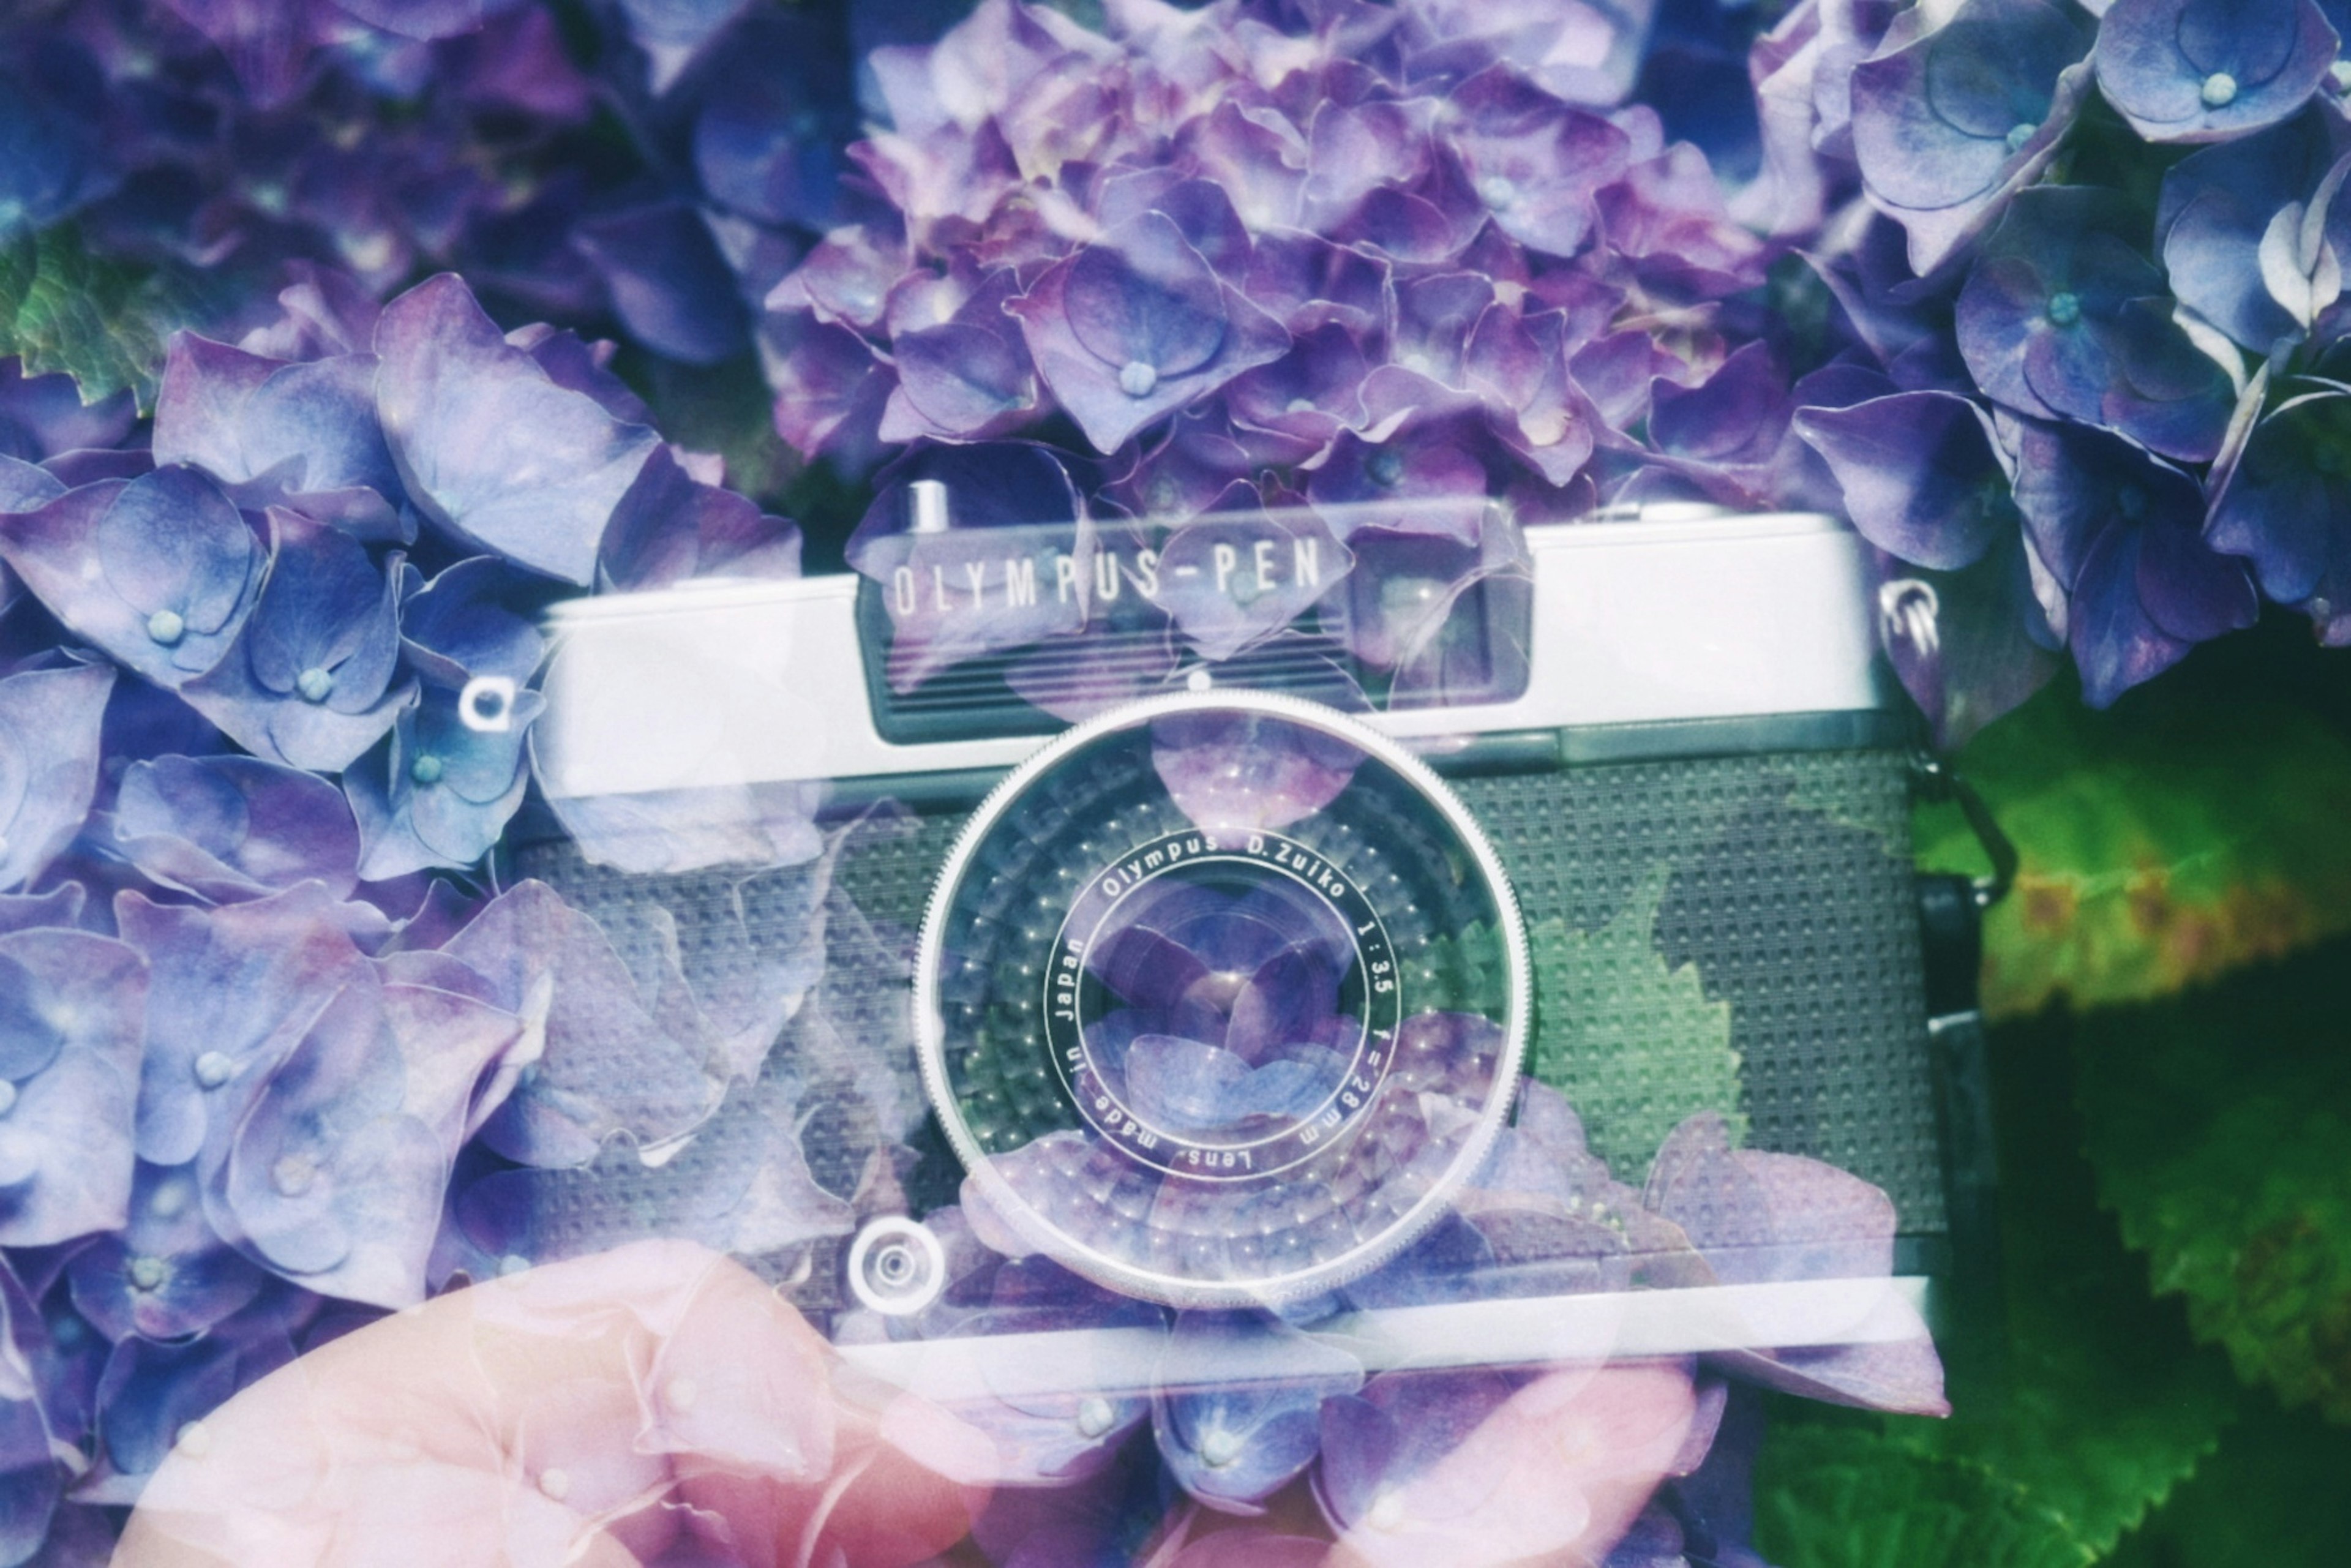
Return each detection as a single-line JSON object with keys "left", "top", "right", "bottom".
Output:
{"left": 118, "top": 883, "right": 375, "bottom": 1171}
{"left": 0, "top": 361, "right": 135, "bottom": 467}
{"left": 67, "top": 1163, "right": 269, "bottom": 1343}
{"left": 214, "top": 970, "right": 519, "bottom": 1307}
{"left": 2098, "top": 299, "right": 2240, "bottom": 463}
{"left": 0, "top": 662, "right": 111, "bottom": 894}
{"left": 1149, "top": 707, "right": 1365, "bottom": 834}
{"left": 152, "top": 336, "right": 404, "bottom": 538}
{"left": 351, "top": 683, "right": 546, "bottom": 879}
{"left": 375, "top": 275, "right": 660, "bottom": 586}
{"left": 397, "top": 556, "right": 546, "bottom": 687}
{"left": 1444, "top": 66, "right": 1631, "bottom": 258}
{"left": 179, "top": 512, "right": 410, "bottom": 773}
{"left": 2158, "top": 110, "right": 2347, "bottom": 353}
{"left": 112, "top": 756, "right": 360, "bottom": 905}
{"left": 0, "top": 929, "right": 142, "bottom": 1247}
{"left": 1793, "top": 392, "right": 2011, "bottom": 571}
{"left": 599, "top": 446, "right": 803, "bottom": 591}
{"left": 2094, "top": 0, "right": 2339, "bottom": 144}
{"left": 575, "top": 203, "right": 748, "bottom": 368}
{"left": 1, "top": 475, "right": 264, "bottom": 689}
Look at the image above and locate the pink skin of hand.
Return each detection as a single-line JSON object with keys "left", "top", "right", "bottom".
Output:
{"left": 112, "top": 1240, "right": 994, "bottom": 1568}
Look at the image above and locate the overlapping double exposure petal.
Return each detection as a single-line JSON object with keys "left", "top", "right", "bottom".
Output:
{"left": 1155, "top": 1312, "right": 1362, "bottom": 1512}
{"left": 443, "top": 880, "right": 727, "bottom": 1169}
{"left": 2094, "top": 0, "right": 2340, "bottom": 144}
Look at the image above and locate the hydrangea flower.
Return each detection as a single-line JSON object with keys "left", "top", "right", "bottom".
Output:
{"left": 110, "top": 754, "right": 361, "bottom": 907}
{"left": 1153, "top": 1312, "right": 1362, "bottom": 1511}
{"left": 0, "top": 468, "right": 267, "bottom": 692}
{"left": 1847, "top": 0, "right": 2095, "bottom": 276}
{"left": 67, "top": 1163, "right": 271, "bottom": 1344}
{"left": 2093, "top": 0, "right": 2340, "bottom": 144}
{"left": 2157, "top": 107, "right": 2351, "bottom": 355}
{"left": 180, "top": 511, "right": 412, "bottom": 773}
{"left": 375, "top": 274, "right": 660, "bottom": 586}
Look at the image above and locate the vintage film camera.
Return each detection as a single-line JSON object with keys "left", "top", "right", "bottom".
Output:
{"left": 517, "top": 488, "right": 1999, "bottom": 1401}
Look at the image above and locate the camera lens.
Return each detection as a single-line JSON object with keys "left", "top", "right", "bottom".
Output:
{"left": 917, "top": 691, "right": 1529, "bottom": 1308}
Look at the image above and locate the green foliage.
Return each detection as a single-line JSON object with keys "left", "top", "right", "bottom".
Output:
{"left": 1525, "top": 866, "right": 1742, "bottom": 1176}
{"left": 2074, "top": 939, "right": 2351, "bottom": 1422}
{"left": 0, "top": 227, "right": 190, "bottom": 408}
{"left": 1897, "top": 1012, "right": 2236, "bottom": 1555}
{"left": 1914, "top": 678, "right": 2351, "bottom": 1019}
{"left": 2104, "top": 1398, "right": 2351, "bottom": 1568}
{"left": 1752, "top": 1422, "right": 2092, "bottom": 1568}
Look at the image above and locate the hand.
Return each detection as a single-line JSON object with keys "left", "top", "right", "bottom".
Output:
{"left": 113, "top": 1240, "right": 992, "bottom": 1568}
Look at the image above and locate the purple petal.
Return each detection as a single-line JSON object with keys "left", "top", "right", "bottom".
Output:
{"left": 2094, "top": 0, "right": 2338, "bottom": 144}
{"left": 0, "top": 929, "right": 143, "bottom": 1246}
{"left": 397, "top": 555, "right": 546, "bottom": 686}
{"left": 1153, "top": 1311, "right": 1361, "bottom": 1509}
{"left": 375, "top": 274, "right": 659, "bottom": 585}
{"left": 1445, "top": 65, "right": 1630, "bottom": 258}
{"left": 574, "top": 204, "right": 747, "bottom": 367}
{"left": 151, "top": 336, "right": 404, "bottom": 537}
{"left": 67, "top": 1162, "right": 269, "bottom": 1342}
{"left": 600, "top": 446, "right": 802, "bottom": 591}
{"left": 1793, "top": 392, "right": 2010, "bottom": 570}
{"left": 112, "top": 755, "right": 359, "bottom": 904}
{"left": 1156, "top": 484, "right": 1354, "bottom": 661}
{"left": 2158, "top": 108, "right": 2348, "bottom": 352}
{"left": 0, "top": 663, "right": 113, "bottom": 893}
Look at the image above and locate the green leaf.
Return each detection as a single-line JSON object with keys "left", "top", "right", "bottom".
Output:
{"left": 1752, "top": 1422, "right": 2091, "bottom": 1568}
{"left": 1888, "top": 1013, "right": 2235, "bottom": 1555}
{"left": 1913, "top": 678, "right": 2351, "bottom": 1018}
{"left": 2074, "top": 939, "right": 2351, "bottom": 1421}
{"left": 1525, "top": 866, "right": 1742, "bottom": 1176}
{"left": 0, "top": 227, "right": 191, "bottom": 408}
{"left": 2104, "top": 1398, "right": 2351, "bottom": 1568}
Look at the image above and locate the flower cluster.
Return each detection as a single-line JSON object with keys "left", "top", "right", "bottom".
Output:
{"left": 1758, "top": 0, "right": 2351, "bottom": 738}
{"left": 763, "top": 0, "right": 1829, "bottom": 710}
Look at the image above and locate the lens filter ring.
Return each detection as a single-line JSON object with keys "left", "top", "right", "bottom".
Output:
{"left": 915, "top": 689, "right": 1531, "bottom": 1309}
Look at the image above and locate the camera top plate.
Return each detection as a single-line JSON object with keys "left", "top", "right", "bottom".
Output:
{"left": 914, "top": 687, "right": 1532, "bottom": 1309}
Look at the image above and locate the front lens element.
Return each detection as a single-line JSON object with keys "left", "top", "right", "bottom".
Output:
{"left": 917, "top": 692, "right": 1529, "bottom": 1308}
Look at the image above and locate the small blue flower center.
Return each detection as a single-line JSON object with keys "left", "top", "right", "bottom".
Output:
{"left": 146, "top": 609, "right": 186, "bottom": 646}
{"left": 1076, "top": 1397, "right": 1117, "bottom": 1438}
{"left": 296, "top": 667, "right": 334, "bottom": 703}
{"left": 1198, "top": 1427, "right": 1244, "bottom": 1468}
{"left": 192, "top": 1051, "right": 233, "bottom": 1090}
{"left": 1477, "top": 174, "right": 1518, "bottom": 209}
{"left": 410, "top": 753, "right": 446, "bottom": 786}
{"left": 1367, "top": 448, "right": 1406, "bottom": 488}
{"left": 2045, "top": 291, "right": 2082, "bottom": 327}
{"left": 127, "top": 1256, "right": 171, "bottom": 1292}
{"left": 1286, "top": 397, "right": 1318, "bottom": 414}
{"left": 2004, "top": 121, "right": 2037, "bottom": 154}
{"left": 2201, "top": 72, "right": 2238, "bottom": 108}
{"left": 272, "top": 1152, "right": 318, "bottom": 1198}
{"left": 1119, "top": 360, "right": 1159, "bottom": 398}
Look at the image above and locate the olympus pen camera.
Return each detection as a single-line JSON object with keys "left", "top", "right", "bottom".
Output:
{"left": 519, "top": 490, "right": 1997, "bottom": 1392}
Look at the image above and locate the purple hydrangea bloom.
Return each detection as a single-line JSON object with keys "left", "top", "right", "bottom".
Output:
{"left": 67, "top": 1162, "right": 270, "bottom": 1343}
{"left": 1010, "top": 213, "right": 1292, "bottom": 454}
{"left": 375, "top": 274, "right": 661, "bottom": 585}
{"left": 110, "top": 754, "right": 361, "bottom": 904}
{"left": 1442, "top": 65, "right": 1631, "bottom": 259}
{"left": 2157, "top": 108, "right": 2351, "bottom": 355}
{"left": 1153, "top": 1311, "right": 1363, "bottom": 1511}
{"left": 150, "top": 334, "right": 407, "bottom": 542}
{"left": 1308, "top": 413, "right": 1493, "bottom": 550}
{"left": 0, "top": 362, "right": 135, "bottom": 467}
{"left": 0, "top": 662, "right": 113, "bottom": 893}
{"left": 574, "top": 203, "right": 748, "bottom": 369}
{"left": 599, "top": 446, "right": 803, "bottom": 591}
{"left": 441, "top": 880, "right": 728, "bottom": 1169}
{"left": 0, "top": 928, "right": 144, "bottom": 1248}
{"left": 877, "top": 269, "right": 1044, "bottom": 445}
{"left": 2207, "top": 380, "right": 2351, "bottom": 642}
{"left": 1848, "top": 0, "right": 2095, "bottom": 276}
{"left": 1157, "top": 485, "right": 1355, "bottom": 661}
{"left": 118, "top": 881, "right": 374, "bottom": 1171}
{"left": 345, "top": 677, "right": 544, "bottom": 879}
{"left": 180, "top": 510, "right": 412, "bottom": 772}
{"left": 2009, "top": 419, "right": 2259, "bottom": 703}
{"left": 2094, "top": 0, "right": 2340, "bottom": 144}
{"left": 81, "top": 1288, "right": 303, "bottom": 1502}
{"left": 0, "top": 468, "right": 267, "bottom": 692}
{"left": 1955, "top": 186, "right": 2233, "bottom": 459}
{"left": 206, "top": 962, "right": 520, "bottom": 1308}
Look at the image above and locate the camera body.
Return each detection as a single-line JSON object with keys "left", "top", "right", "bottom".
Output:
{"left": 520, "top": 501, "right": 1965, "bottom": 1384}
